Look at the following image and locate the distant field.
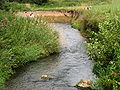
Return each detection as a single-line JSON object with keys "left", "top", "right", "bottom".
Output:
{"left": 31, "top": 0, "right": 111, "bottom": 10}
{"left": 92, "top": 0, "right": 120, "bottom": 12}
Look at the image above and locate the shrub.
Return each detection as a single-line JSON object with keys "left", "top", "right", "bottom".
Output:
{"left": 83, "top": 12, "right": 120, "bottom": 90}
{"left": 0, "top": 10, "right": 59, "bottom": 89}
{"left": 71, "top": 1, "right": 120, "bottom": 89}
{"left": 87, "top": 14, "right": 120, "bottom": 90}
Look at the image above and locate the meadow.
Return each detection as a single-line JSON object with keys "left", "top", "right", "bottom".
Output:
{"left": 31, "top": 0, "right": 111, "bottom": 10}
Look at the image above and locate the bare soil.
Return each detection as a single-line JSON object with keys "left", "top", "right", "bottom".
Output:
{"left": 17, "top": 10, "right": 71, "bottom": 23}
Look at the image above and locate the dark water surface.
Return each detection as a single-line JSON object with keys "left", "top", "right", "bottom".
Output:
{"left": 6, "top": 23, "right": 95, "bottom": 90}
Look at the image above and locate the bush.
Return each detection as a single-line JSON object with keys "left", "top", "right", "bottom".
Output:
{"left": 87, "top": 14, "right": 120, "bottom": 90}
{"left": 0, "top": 10, "right": 59, "bottom": 89}
{"left": 71, "top": 1, "right": 120, "bottom": 89}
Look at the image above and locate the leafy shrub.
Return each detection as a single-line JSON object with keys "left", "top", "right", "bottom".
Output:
{"left": 87, "top": 14, "right": 120, "bottom": 90}
{"left": 71, "top": 1, "right": 120, "bottom": 89}
{"left": 0, "top": 10, "right": 59, "bottom": 89}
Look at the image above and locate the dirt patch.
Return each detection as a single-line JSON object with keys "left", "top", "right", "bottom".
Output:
{"left": 17, "top": 9, "right": 86, "bottom": 23}
{"left": 32, "top": 11, "right": 68, "bottom": 17}
{"left": 17, "top": 10, "right": 72, "bottom": 23}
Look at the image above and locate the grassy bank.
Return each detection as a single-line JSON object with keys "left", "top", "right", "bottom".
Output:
{"left": 0, "top": 10, "right": 59, "bottom": 89}
{"left": 72, "top": 0, "right": 120, "bottom": 89}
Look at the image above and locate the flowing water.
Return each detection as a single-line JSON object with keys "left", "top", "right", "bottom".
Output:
{"left": 6, "top": 23, "right": 95, "bottom": 90}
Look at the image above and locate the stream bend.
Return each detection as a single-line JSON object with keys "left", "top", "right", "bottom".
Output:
{"left": 6, "top": 23, "right": 95, "bottom": 90}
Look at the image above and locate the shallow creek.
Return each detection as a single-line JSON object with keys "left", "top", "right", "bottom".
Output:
{"left": 6, "top": 23, "right": 95, "bottom": 90}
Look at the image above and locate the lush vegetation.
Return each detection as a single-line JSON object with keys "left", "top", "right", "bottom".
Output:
{"left": 0, "top": 0, "right": 111, "bottom": 11}
{"left": 32, "top": 0, "right": 111, "bottom": 10}
{"left": 6, "top": 0, "right": 49, "bottom": 5}
{"left": 72, "top": 0, "right": 120, "bottom": 89}
{"left": 42, "top": 0, "right": 111, "bottom": 7}
{"left": 0, "top": 10, "right": 59, "bottom": 89}
{"left": 0, "top": 0, "right": 49, "bottom": 11}
{"left": 0, "top": 0, "right": 119, "bottom": 90}
{"left": 87, "top": 13, "right": 120, "bottom": 90}
{"left": 0, "top": 1, "right": 30, "bottom": 11}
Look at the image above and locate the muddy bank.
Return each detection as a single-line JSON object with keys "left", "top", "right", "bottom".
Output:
{"left": 17, "top": 10, "right": 80, "bottom": 23}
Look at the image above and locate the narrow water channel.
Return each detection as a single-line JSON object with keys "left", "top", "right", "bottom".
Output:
{"left": 6, "top": 23, "right": 95, "bottom": 90}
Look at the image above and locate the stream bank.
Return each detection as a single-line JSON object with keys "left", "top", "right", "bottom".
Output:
{"left": 6, "top": 23, "right": 95, "bottom": 90}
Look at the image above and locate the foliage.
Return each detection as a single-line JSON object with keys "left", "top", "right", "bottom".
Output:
{"left": 0, "top": 1, "right": 30, "bottom": 11}
{"left": 71, "top": 0, "right": 120, "bottom": 89}
{"left": 0, "top": 0, "right": 9, "bottom": 11}
{"left": 10, "top": 0, "right": 49, "bottom": 5}
{"left": 0, "top": 10, "right": 59, "bottom": 89}
{"left": 87, "top": 14, "right": 120, "bottom": 90}
{"left": 0, "top": 0, "right": 112, "bottom": 11}
{"left": 0, "top": 0, "right": 49, "bottom": 11}
{"left": 32, "top": 0, "right": 111, "bottom": 10}
{"left": 71, "top": 19, "right": 81, "bottom": 29}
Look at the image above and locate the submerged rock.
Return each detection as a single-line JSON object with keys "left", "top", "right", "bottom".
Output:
{"left": 75, "top": 80, "right": 92, "bottom": 90}
{"left": 41, "top": 75, "right": 53, "bottom": 80}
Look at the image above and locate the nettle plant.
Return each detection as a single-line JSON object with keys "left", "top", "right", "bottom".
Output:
{"left": 87, "top": 14, "right": 120, "bottom": 89}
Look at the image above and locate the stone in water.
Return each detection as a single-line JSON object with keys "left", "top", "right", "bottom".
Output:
{"left": 41, "top": 75, "right": 53, "bottom": 80}
{"left": 75, "top": 80, "right": 92, "bottom": 89}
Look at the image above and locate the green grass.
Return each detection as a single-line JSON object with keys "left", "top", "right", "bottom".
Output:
{"left": 0, "top": 10, "right": 59, "bottom": 89}
{"left": 0, "top": 1, "right": 30, "bottom": 11}
{"left": 0, "top": 0, "right": 112, "bottom": 11}
{"left": 31, "top": 6, "right": 80, "bottom": 11}
{"left": 31, "top": 0, "right": 111, "bottom": 11}
{"left": 0, "top": 0, "right": 119, "bottom": 90}
{"left": 92, "top": 0, "right": 120, "bottom": 12}
{"left": 72, "top": 0, "right": 120, "bottom": 89}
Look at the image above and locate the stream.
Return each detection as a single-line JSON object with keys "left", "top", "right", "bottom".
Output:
{"left": 6, "top": 23, "right": 95, "bottom": 90}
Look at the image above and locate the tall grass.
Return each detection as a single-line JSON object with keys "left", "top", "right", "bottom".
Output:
{"left": 0, "top": 10, "right": 59, "bottom": 89}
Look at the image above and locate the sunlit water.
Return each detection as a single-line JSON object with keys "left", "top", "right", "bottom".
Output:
{"left": 6, "top": 23, "right": 95, "bottom": 90}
